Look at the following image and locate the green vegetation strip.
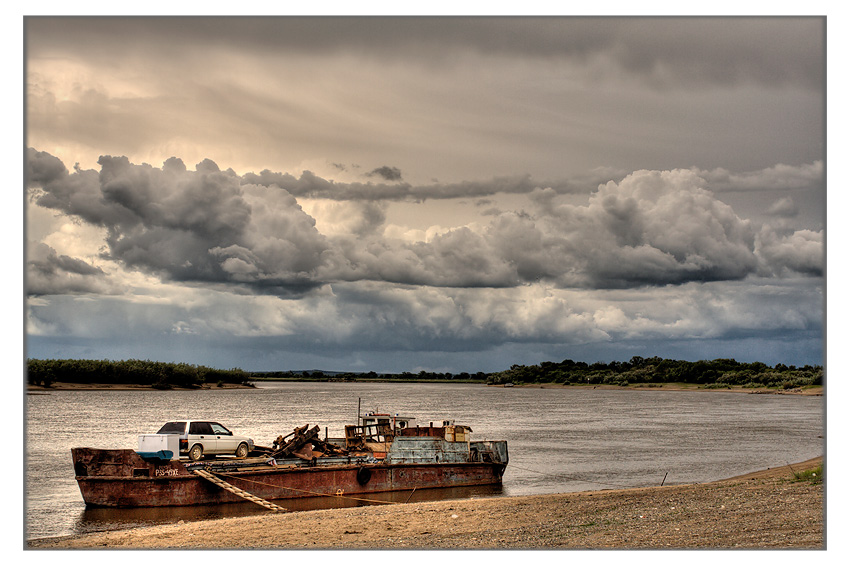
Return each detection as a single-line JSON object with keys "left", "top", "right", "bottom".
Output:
{"left": 791, "top": 465, "right": 823, "bottom": 485}
{"left": 27, "top": 356, "right": 822, "bottom": 391}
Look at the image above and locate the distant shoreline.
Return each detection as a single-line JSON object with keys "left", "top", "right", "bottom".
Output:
{"left": 26, "top": 380, "right": 823, "bottom": 395}
{"left": 26, "top": 382, "right": 256, "bottom": 392}
{"left": 496, "top": 382, "right": 824, "bottom": 395}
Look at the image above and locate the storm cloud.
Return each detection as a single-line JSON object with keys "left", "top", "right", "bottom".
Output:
{"left": 23, "top": 17, "right": 826, "bottom": 371}
{"left": 27, "top": 150, "right": 823, "bottom": 296}
{"left": 29, "top": 149, "right": 330, "bottom": 289}
{"left": 26, "top": 242, "right": 109, "bottom": 296}
{"left": 27, "top": 17, "right": 823, "bottom": 90}
{"left": 368, "top": 166, "right": 403, "bottom": 182}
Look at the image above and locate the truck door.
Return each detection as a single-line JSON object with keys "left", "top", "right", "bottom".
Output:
{"left": 188, "top": 421, "right": 217, "bottom": 454}
{"left": 211, "top": 422, "right": 237, "bottom": 453}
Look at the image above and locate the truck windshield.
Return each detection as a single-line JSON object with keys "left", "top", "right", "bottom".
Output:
{"left": 156, "top": 422, "right": 186, "bottom": 434}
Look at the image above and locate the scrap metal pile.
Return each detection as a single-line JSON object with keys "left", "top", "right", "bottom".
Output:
{"left": 254, "top": 424, "right": 351, "bottom": 461}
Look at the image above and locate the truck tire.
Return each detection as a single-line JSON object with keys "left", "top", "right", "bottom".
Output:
{"left": 189, "top": 444, "right": 204, "bottom": 461}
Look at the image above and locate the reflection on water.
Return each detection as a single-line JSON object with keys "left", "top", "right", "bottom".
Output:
{"left": 26, "top": 382, "right": 822, "bottom": 541}
{"left": 72, "top": 484, "right": 504, "bottom": 537}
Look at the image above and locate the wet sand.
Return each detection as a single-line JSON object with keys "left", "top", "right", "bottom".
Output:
{"left": 28, "top": 456, "right": 823, "bottom": 550}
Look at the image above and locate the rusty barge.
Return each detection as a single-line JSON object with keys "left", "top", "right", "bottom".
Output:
{"left": 71, "top": 412, "right": 508, "bottom": 509}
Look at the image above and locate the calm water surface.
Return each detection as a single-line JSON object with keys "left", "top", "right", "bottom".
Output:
{"left": 25, "top": 382, "right": 824, "bottom": 541}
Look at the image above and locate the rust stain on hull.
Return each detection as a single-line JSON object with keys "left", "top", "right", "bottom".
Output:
{"left": 73, "top": 416, "right": 508, "bottom": 508}
{"left": 72, "top": 445, "right": 507, "bottom": 508}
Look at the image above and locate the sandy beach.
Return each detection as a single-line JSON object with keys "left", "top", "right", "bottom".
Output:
{"left": 27, "top": 456, "right": 823, "bottom": 550}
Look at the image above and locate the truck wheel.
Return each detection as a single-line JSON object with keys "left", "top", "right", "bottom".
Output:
{"left": 189, "top": 444, "right": 204, "bottom": 461}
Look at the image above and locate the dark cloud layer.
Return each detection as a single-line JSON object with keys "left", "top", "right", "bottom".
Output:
{"left": 243, "top": 162, "right": 823, "bottom": 203}
{"left": 22, "top": 17, "right": 825, "bottom": 372}
{"left": 28, "top": 149, "right": 329, "bottom": 290}
{"left": 26, "top": 17, "right": 824, "bottom": 90}
{"left": 368, "top": 166, "right": 403, "bottom": 182}
{"left": 239, "top": 170, "right": 578, "bottom": 202}
{"left": 26, "top": 149, "right": 823, "bottom": 297}
{"left": 26, "top": 242, "right": 108, "bottom": 296}
{"left": 25, "top": 276, "right": 825, "bottom": 372}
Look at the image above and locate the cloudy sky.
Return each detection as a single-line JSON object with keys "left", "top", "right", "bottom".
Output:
{"left": 23, "top": 16, "right": 826, "bottom": 373}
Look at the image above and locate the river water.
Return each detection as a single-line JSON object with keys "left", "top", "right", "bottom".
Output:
{"left": 24, "top": 382, "right": 824, "bottom": 541}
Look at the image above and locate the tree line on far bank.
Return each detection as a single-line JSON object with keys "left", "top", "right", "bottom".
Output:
{"left": 485, "top": 357, "right": 823, "bottom": 389}
{"left": 256, "top": 357, "right": 822, "bottom": 389}
{"left": 27, "top": 356, "right": 823, "bottom": 390}
{"left": 26, "top": 358, "right": 252, "bottom": 389}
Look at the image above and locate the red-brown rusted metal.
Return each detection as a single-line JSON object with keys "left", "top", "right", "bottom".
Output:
{"left": 72, "top": 447, "right": 506, "bottom": 508}
{"left": 72, "top": 417, "right": 508, "bottom": 508}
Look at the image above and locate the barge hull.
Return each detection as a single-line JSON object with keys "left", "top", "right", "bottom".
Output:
{"left": 72, "top": 448, "right": 507, "bottom": 508}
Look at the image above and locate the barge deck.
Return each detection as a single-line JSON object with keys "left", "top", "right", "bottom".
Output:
{"left": 72, "top": 414, "right": 508, "bottom": 509}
